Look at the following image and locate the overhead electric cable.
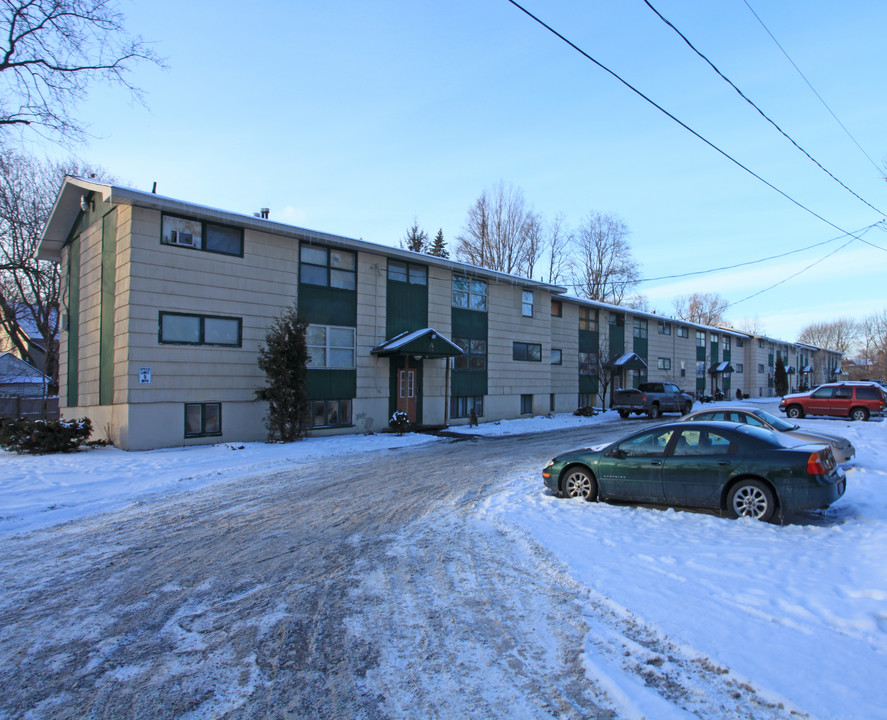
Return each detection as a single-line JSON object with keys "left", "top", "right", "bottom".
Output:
{"left": 639, "top": 222, "right": 883, "bottom": 283}
{"left": 642, "top": 0, "right": 886, "bottom": 216}
{"left": 504, "top": 0, "right": 886, "bottom": 252}
{"left": 742, "top": 0, "right": 884, "bottom": 176}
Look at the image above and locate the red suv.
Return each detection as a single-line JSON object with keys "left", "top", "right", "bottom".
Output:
{"left": 779, "top": 382, "right": 886, "bottom": 421}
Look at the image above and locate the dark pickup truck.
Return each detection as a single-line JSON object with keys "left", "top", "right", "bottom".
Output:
{"left": 612, "top": 382, "right": 694, "bottom": 419}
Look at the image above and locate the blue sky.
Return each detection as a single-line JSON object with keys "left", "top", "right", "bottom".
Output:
{"left": 37, "top": 0, "right": 887, "bottom": 342}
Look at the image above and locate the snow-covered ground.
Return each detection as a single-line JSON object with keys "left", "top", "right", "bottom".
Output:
{"left": 2, "top": 400, "right": 886, "bottom": 718}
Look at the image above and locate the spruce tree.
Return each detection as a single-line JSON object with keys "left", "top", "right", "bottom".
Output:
{"left": 402, "top": 221, "right": 428, "bottom": 253}
{"left": 256, "top": 303, "right": 311, "bottom": 441}
{"left": 429, "top": 228, "right": 449, "bottom": 258}
{"left": 774, "top": 355, "right": 789, "bottom": 397}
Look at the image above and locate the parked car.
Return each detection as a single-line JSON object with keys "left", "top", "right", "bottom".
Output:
{"left": 542, "top": 421, "right": 846, "bottom": 521}
{"left": 680, "top": 406, "right": 855, "bottom": 463}
{"left": 611, "top": 382, "right": 694, "bottom": 419}
{"left": 779, "top": 381, "right": 886, "bottom": 421}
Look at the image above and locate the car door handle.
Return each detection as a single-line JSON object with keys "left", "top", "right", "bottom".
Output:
{"left": 717, "top": 461, "right": 729, "bottom": 466}
{"left": 650, "top": 461, "right": 663, "bottom": 466}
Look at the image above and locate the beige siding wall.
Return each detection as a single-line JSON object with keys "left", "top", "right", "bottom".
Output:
{"left": 550, "top": 301, "right": 578, "bottom": 412}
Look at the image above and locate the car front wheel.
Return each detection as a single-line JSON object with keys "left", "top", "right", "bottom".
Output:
{"left": 562, "top": 466, "right": 598, "bottom": 501}
{"left": 786, "top": 405, "right": 804, "bottom": 419}
{"left": 727, "top": 480, "right": 776, "bottom": 521}
{"left": 850, "top": 407, "right": 869, "bottom": 421}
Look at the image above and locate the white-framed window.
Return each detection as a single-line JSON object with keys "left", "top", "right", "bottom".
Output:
{"left": 578, "top": 352, "right": 598, "bottom": 377}
{"left": 633, "top": 318, "right": 647, "bottom": 339}
{"left": 453, "top": 276, "right": 488, "bottom": 311}
{"left": 696, "top": 331, "right": 706, "bottom": 347}
{"left": 451, "top": 395, "right": 483, "bottom": 419}
{"left": 312, "top": 399, "right": 352, "bottom": 427}
{"left": 306, "top": 325, "right": 356, "bottom": 368}
{"left": 521, "top": 290, "right": 534, "bottom": 317}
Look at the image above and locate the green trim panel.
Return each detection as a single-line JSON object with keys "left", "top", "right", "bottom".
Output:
{"left": 608, "top": 326, "right": 624, "bottom": 359}
{"left": 99, "top": 209, "right": 117, "bottom": 405}
{"left": 299, "top": 285, "right": 357, "bottom": 326}
{"left": 306, "top": 369, "right": 356, "bottom": 400}
{"left": 66, "top": 237, "right": 81, "bottom": 407}
{"left": 696, "top": 346, "right": 706, "bottom": 361}
{"left": 579, "top": 375, "right": 598, "bottom": 394}
{"left": 452, "top": 370, "right": 487, "bottom": 397}
{"left": 387, "top": 281, "right": 427, "bottom": 337}
{"left": 451, "top": 308, "right": 488, "bottom": 339}
{"left": 578, "top": 330, "right": 599, "bottom": 354}
{"left": 632, "top": 337, "right": 648, "bottom": 359}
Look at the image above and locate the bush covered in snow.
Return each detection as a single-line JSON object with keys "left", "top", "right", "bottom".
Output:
{"left": 0, "top": 417, "right": 93, "bottom": 454}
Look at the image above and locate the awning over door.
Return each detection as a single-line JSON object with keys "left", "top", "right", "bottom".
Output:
{"left": 784, "top": 365, "right": 795, "bottom": 374}
{"left": 708, "top": 361, "right": 734, "bottom": 373}
{"left": 371, "top": 328, "right": 463, "bottom": 359}
{"left": 802, "top": 365, "right": 814, "bottom": 373}
{"left": 612, "top": 352, "right": 647, "bottom": 370}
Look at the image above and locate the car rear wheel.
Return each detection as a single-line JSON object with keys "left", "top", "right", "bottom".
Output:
{"left": 850, "top": 407, "right": 869, "bottom": 421}
{"left": 727, "top": 480, "right": 776, "bottom": 522}
{"left": 618, "top": 409, "right": 630, "bottom": 419}
{"left": 562, "top": 466, "right": 597, "bottom": 501}
{"left": 786, "top": 405, "right": 804, "bottom": 419}
{"left": 648, "top": 405, "right": 661, "bottom": 419}
{"left": 682, "top": 402, "right": 693, "bottom": 415}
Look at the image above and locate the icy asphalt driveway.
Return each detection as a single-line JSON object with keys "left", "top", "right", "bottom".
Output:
{"left": 0, "top": 425, "right": 813, "bottom": 719}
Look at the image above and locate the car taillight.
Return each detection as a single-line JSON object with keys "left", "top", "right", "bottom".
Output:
{"left": 807, "top": 449, "right": 834, "bottom": 475}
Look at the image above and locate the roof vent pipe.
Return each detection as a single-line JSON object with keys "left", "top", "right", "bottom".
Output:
{"left": 260, "top": 208, "right": 270, "bottom": 219}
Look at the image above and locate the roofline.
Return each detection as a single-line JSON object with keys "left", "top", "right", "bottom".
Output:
{"left": 38, "top": 178, "right": 565, "bottom": 292}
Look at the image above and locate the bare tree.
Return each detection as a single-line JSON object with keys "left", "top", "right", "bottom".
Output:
{"left": 544, "top": 212, "right": 571, "bottom": 286}
{"left": 857, "top": 309, "right": 887, "bottom": 378}
{"left": 455, "top": 182, "right": 539, "bottom": 277}
{"left": 0, "top": 0, "right": 163, "bottom": 143}
{"left": 0, "top": 148, "right": 113, "bottom": 393}
{"left": 672, "top": 292, "right": 729, "bottom": 326}
{"left": 734, "top": 315, "right": 766, "bottom": 335}
{"left": 797, "top": 318, "right": 858, "bottom": 354}
{"left": 570, "top": 212, "right": 639, "bottom": 304}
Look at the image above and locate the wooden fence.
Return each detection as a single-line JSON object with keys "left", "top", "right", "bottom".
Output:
{"left": 0, "top": 396, "right": 60, "bottom": 419}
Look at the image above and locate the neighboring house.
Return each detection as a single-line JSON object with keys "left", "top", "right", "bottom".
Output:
{"left": 37, "top": 177, "right": 843, "bottom": 450}
{"left": 0, "top": 352, "right": 51, "bottom": 397}
{"left": 0, "top": 304, "right": 58, "bottom": 375}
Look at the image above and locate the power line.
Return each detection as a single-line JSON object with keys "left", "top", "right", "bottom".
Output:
{"left": 642, "top": 0, "right": 886, "bottom": 217}
{"left": 742, "top": 0, "right": 884, "bottom": 176}
{"left": 503, "top": 0, "right": 885, "bottom": 250}
{"left": 639, "top": 222, "right": 885, "bottom": 283}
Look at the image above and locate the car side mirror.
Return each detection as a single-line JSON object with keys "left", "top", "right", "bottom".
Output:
{"left": 606, "top": 447, "right": 627, "bottom": 459}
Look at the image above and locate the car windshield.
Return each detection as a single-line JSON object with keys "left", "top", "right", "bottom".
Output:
{"left": 753, "top": 409, "right": 796, "bottom": 431}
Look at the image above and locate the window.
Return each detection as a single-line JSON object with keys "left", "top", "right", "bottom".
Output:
{"left": 614, "top": 427, "right": 674, "bottom": 458}
{"left": 306, "top": 325, "right": 356, "bottom": 368}
{"left": 451, "top": 395, "right": 483, "bottom": 419}
{"left": 161, "top": 214, "right": 244, "bottom": 257}
{"left": 311, "top": 399, "right": 352, "bottom": 427}
{"left": 159, "top": 312, "right": 242, "bottom": 346}
{"left": 677, "top": 326, "right": 689, "bottom": 338}
{"left": 452, "top": 276, "right": 487, "bottom": 311}
{"left": 579, "top": 307, "right": 598, "bottom": 331}
{"left": 521, "top": 290, "right": 534, "bottom": 317}
{"left": 672, "top": 429, "right": 735, "bottom": 457}
{"left": 453, "top": 338, "right": 486, "bottom": 371}
{"left": 513, "top": 342, "right": 542, "bottom": 361}
{"left": 185, "top": 403, "right": 221, "bottom": 437}
{"left": 736, "top": 337, "right": 744, "bottom": 347}
{"left": 633, "top": 318, "right": 647, "bottom": 339}
{"left": 388, "top": 260, "right": 427, "bottom": 285}
{"left": 658, "top": 321, "right": 671, "bottom": 335}
{"left": 710, "top": 333, "right": 719, "bottom": 344}
{"left": 657, "top": 357, "right": 671, "bottom": 370}
{"left": 724, "top": 336, "right": 731, "bottom": 351}
{"left": 578, "top": 352, "right": 598, "bottom": 376}
{"left": 696, "top": 331, "right": 706, "bottom": 348}
{"left": 609, "top": 314, "right": 624, "bottom": 327}
{"left": 521, "top": 394, "right": 533, "bottom": 414}
{"left": 758, "top": 364, "right": 765, "bottom": 373}
{"left": 758, "top": 339, "right": 765, "bottom": 349}
{"left": 551, "top": 299, "right": 563, "bottom": 317}
{"left": 735, "top": 363, "right": 744, "bottom": 373}
{"left": 696, "top": 361, "right": 705, "bottom": 377}
{"left": 300, "top": 245, "right": 356, "bottom": 290}
{"left": 551, "top": 348, "right": 563, "bottom": 365}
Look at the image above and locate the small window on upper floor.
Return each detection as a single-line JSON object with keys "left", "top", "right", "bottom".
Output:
{"left": 300, "top": 244, "right": 356, "bottom": 290}
{"left": 388, "top": 260, "right": 427, "bottom": 285}
{"left": 522, "top": 290, "right": 534, "bottom": 317}
{"left": 161, "top": 214, "right": 244, "bottom": 257}
{"left": 551, "top": 299, "right": 562, "bottom": 317}
{"left": 453, "top": 276, "right": 487, "bottom": 311}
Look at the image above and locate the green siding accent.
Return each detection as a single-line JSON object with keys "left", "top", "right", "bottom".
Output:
{"left": 386, "top": 281, "right": 427, "bottom": 337}
{"left": 305, "top": 369, "right": 356, "bottom": 399}
{"left": 299, "top": 285, "right": 357, "bottom": 326}
{"left": 578, "top": 330, "right": 598, "bottom": 353}
{"left": 452, "top": 371, "right": 487, "bottom": 397}
{"left": 632, "top": 337, "right": 648, "bottom": 359}
{"left": 710, "top": 342, "right": 718, "bottom": 363}
{"left": 696, "top": 346, "right": 706, "bottom": 361}
{"left": 66, "top": 237, "right": 81, "bottom": 408}
{"left": 579, "top": 375, "right": 598, "bottom": 394}
{"left": 451, "top": 308, "right": 487, "bottom": 339}
{"left": 99, "top": 210, "right": 118, "bottom": 405}
{"left": 608, "top": 326, "right": 624, "bottom": 359}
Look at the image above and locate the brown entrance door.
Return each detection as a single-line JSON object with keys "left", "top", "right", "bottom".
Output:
{"left": 397, "top": 358, "right": 417, "bottom": 422}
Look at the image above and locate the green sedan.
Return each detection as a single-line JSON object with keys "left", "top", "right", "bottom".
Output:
{"left": 542, "top": 421, "right": 846, "bottom": 521}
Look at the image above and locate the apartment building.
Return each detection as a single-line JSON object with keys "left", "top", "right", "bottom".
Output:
{"left": 38, "top": 177, "right": 842, "bottom": 449}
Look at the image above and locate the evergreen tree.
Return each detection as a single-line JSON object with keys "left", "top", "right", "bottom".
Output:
{"left": 401, "top": 221, "right": 428, "bottom": 253}
{"left": 429, "top": 228, "right": 449, "bottom": 258}
{"left": 256, "top": 303, "right": 311, "bottom": 441}
{"left": 774, "top": 355, "right": 789, "bottom": 397}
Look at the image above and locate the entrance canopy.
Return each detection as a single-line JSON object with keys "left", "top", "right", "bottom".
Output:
{"left": 371, "top": 328, "right": 463, "bottom": 359}
{"left": 708, "top": 361, "right": 734, "bottom": 374}
{"left": 612, "top": 352, "right": 647, "bottom": 370}
{"left": 802, "top": 365, "right": 814, "bottom": 373}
